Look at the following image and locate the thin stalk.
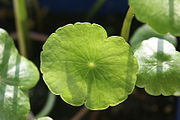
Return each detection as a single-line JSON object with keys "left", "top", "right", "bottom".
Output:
{"left": 87, "top": 0, "right": 106, "bottom": 19}
{"left": 121, "top": 7, "right": 134, "bottom": 41}
{"left": 31, "top": 0, "right": 40, "bottom": 11}
{"left": 31, "top": 0, "right": 43, "bottom": 31}
{"left": 13, "top": 0, "right": 29, "bottom": 57}
{"left": 36, "top": 92, "right": 56, "bottom": 118}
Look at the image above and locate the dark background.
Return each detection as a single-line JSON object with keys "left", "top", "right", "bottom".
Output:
{"left": 0, "top": 0, "right": 179, "bottom": 120}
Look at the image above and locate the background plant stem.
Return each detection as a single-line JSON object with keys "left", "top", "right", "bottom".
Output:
{"left": 87, "top": 0, "right": 106, "bottom": 19}
{"left": 13, "top": 0, "right": 29, "bottom": 57}
{"left": 36, "top": 92, "right": 56, "bottom": 118}
{"left": 121, "top": 7, "right": 134, "bottom": 41}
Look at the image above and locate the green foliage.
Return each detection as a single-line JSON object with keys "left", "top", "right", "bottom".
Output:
{"left": 0, "top": 84, "right": 30, "bottom": 120}
{"left": 37, "top": 117, "right": 53, "bottom": 120}
{"left": 0, "top": 0, "right": 180, "bottom": 119}
{"left": 41, "top": 23, "right": 138, "bottom": 110}
{"left": 134, "top": 37, "right": 180, "bottom": 96}
{"left": 0, "top": 28, "right": 39, "bottom": 119}
{"left": 130, "top": 24, "right": 177, "bottom": 50}
{"left": 129, "top": 0, "right": 180, "bottom": 36}
{"left": 174, "top": 91, "right": 180, "bottom": 96}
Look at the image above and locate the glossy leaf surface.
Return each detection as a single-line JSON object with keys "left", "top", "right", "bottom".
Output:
{"left": 41, "top": 23, "right": 138, "bottom": 110}
{"left": 0, "top": 28, "right": 39, "bottom": 119}
{"left": 130, "top": 24, "right": 177, "bottom": 50}
{"left": 129, "top": 0, "right": 180, "bottom": 36}
{"left": 134, "top": 37, "right": 180, "bottom": 96}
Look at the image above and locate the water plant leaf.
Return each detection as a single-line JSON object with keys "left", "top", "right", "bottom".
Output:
{"left": 37, "top": 117, "right": 53, "bottom": 120}
{"left": 129, "top": 0, "right": 180, "bottom": 36}
{"left": 0, "top": 28, "right": 40, "bottom": 119}
{"left": 0, "top": 83, "right": 30, "bottom": 120}
{"left": 130, "top": 24, "right": 177, "bottom": 50}
{"left": 41, "top": 22, "right": 138, "bottom": 110}
{"left": 134, "top": 37, "right": 180, "bottom": 96}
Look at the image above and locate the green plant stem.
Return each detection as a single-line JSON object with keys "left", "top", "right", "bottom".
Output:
{"left": 36, "top": 92, "right": 56, "bottom": 118}
{"left": 13, "top": 0, "right": 29, "bottom": 57}
{"left": 31, "top": 0, "right": 43, "bottom": 31}
{"left": 121, "top": 7, "right": 134, "bottom": 41}
{"left": 87, "top": 0, "right": 106, "bottom": 19}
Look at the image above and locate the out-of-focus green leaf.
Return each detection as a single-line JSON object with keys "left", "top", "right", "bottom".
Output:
{"left": 0, "top": 83, "right": 30, "bottom": 120}
{"left": 130, "top": 24, "right": 177, "bottom": 50}
{"left": 41, "top": 22, "right": 138, "bottom": 110}
{"left": 129, "top": 0, "right": 180, "bottom": 36}
{"left": 37, "top": 117, "right": 53, "bottom": 120}
{"left": 0, "top": 28, "right": 39, "bottom": 120}
{"left": 174, "top": 91, "right": 180, "bottom": 96}
{"left": 134, "top": 37, "right": 180, "bottom": 96}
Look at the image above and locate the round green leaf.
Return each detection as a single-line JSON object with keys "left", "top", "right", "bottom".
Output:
{"left": 37, "top": 117, "right": 53, "bottom": 120}
{"left": 134, "top": 37, "right": 180, "bottom": 96}
{"left": 129, "top": 0, "right": 180, "bottom": 36}
{"left": 0, "top": 83, "right": 30, "bottom": 120}
{"left": 0, "top": 28, "right": 40, "bottom": 119}
{"left": 0, "top": 28, "right": 39, "bottom": 90}
{"left": 41, "top": 23, "right": 138, "bottom": 110}
{"left": 130, "top": 24, "right": 177, "bottom": 50}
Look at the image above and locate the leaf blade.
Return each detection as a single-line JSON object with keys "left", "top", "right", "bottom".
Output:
{"left": 129, "top": 0, "right": 180, "bottom": 36}
{"left": 0, "top": 28, "right": 39, "bottom": 119}
{"left": 41, "top": 23, "right": 138, "bottom": 110}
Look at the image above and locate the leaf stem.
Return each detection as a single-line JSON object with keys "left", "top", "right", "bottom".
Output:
{"left": 36, "top": 92, "right": 56, "bottom": 118}
{"left": 87, "top": 0, "right": 106, "bottom": 19}
{"left": 121, "top": 7, "right": 134, "bottom": 41}
{"left": 13, "top": 0, "right": 29, "bottom": 57}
